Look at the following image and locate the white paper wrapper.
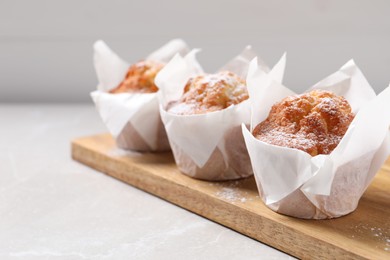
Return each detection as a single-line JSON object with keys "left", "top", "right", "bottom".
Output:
{"left": 243, "top": 58, "right": 390, "bottom": 219}
{"left": 91, "top": 39, "right": 189, "bottom": 151}
{"left": 155, "top": 48, "right": 286, "bottom": 180}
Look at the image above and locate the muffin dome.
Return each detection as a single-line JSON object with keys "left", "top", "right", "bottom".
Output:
{"left": 110, "top": 60, "right": 164, "bottom": 94}
{"left": 253, "top": 90, "right": 354, "bottom": 156}
{"left": 167, "top": 71, "right": 248, "bottom": 115}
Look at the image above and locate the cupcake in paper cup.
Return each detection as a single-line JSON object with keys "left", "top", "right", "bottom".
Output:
{"left": 91, "top": 39, "right": 189, "bottom": 152}
{"left": 155, "top": 47, "right": 286, "bottom": 180}
{"left": 242, "top": 57, "right": 390, "bottom": 219}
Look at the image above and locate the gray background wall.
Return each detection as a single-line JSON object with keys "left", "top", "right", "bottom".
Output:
{"left": 0, "top": 0, "right": 389, "bottom": 103}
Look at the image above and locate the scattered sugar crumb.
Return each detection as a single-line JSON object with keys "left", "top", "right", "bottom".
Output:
{"left": 216, "top": 187, "right": 239, "bottom": 203}
{"left": 351, "top": 223, "right": 390, "bottom": 251}
{"left": 215, "top": 187, "right": 251, "bottom": 204}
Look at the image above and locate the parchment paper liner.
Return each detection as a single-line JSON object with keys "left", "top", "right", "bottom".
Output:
{"left": 243, "top": 58, "right": 390, "bottom": 219}
{"left": 91, "top": 39, "right": 189, "bottom": 152}
{"left": 155, "top": 48, "right": 285, "bottom": 180}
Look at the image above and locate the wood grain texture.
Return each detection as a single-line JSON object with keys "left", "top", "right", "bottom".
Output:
{"left": 71, "top": 133, "right": 390, "bottom": 259}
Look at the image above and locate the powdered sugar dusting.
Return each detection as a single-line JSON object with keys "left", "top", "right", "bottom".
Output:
{"left": 216, "top": 187, "right": 240, "bottom": 203}
{"left": 167, "top": 71, "right": 248, "bottom": 115}
{"left": 253, "top": 90, "right": 354, "bottom": 156}
{"left": 351, "top": 223, "right": 390, "bottom": 251}
{"left": 213, "top": 181, "right": 254, "bottom": 204}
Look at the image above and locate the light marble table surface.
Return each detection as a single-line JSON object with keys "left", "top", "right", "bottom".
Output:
{"left": 0, "top": 104, "right": 294, "bottom": 260}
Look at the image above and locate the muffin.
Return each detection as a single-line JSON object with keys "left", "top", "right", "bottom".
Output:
{"left": 91, "top": 39, "right": 189, "bottom": 152}
{"left": 167, "top": 71, "right": 248, "bottom": 114}
{"left": 164, "top": 70, "right": 253, "bottom": 180}
{"left": 107, "top": 59, "right": 169, "bottom": 151}
{"left": 109, "top": 60, "right": 164, "bottom": 94}
{"left": 243, "top": 58, "right": 389, "bottom": 219}
{"left": 165, "top": 71, "right": 252, "bottom": 180}
{"left": 253, "top": 90, "right": 355, "bottom": 156}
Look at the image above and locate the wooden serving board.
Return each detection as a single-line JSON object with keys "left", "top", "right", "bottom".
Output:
{"left": 72, "top": 133, "right": 390, "bottom": 259}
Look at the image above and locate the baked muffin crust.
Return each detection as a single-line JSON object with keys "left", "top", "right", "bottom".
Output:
{"left": 168, "top": 71, "right": 248, "bottom": 115}
{"left": 109, "top": 60, "right": 164, "bottom": 94}
{"left": 253, "top": 90, "right": 354, "bottom": 156}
